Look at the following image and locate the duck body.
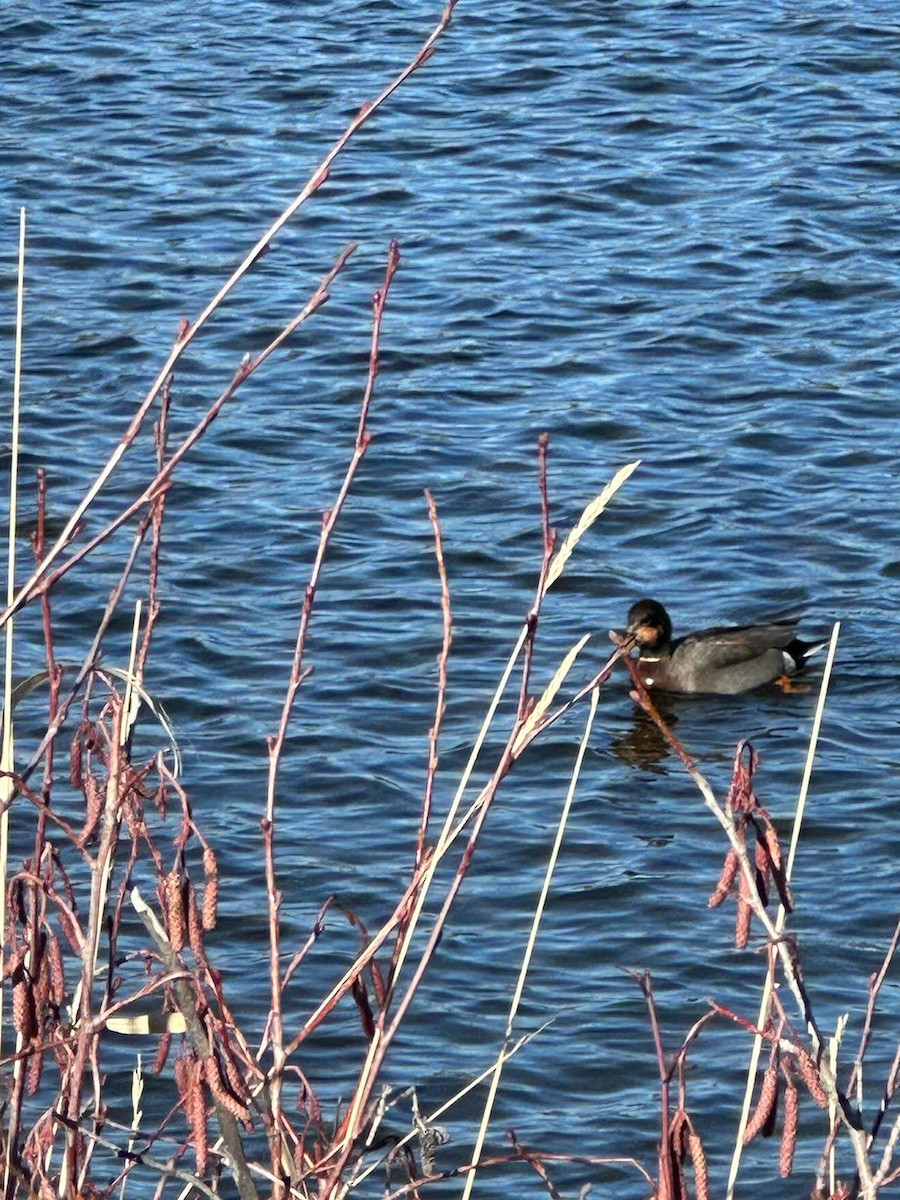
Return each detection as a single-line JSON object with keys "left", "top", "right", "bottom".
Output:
{"left": 621, "top": 598, "right": 827, "bottom": 696}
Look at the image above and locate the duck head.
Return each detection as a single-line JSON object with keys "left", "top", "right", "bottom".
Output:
{"left": 626, "top": 598, "right": 672, "bottom": 653}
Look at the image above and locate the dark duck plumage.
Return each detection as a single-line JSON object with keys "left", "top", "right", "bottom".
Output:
{"left": 617, "top": 598, "right": 827, "bottom": 695}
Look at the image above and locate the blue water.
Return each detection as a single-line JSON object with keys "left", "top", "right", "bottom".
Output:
{"left": 2, "top": 2, "right": 899, "bottom": 1196}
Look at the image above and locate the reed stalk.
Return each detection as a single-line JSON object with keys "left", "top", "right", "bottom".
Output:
{"left": 462, "top": 682, "right": 602, "bottom": 1199}
{"left": 1, "top": 202, "right": 25, "bottom": 1200}
{"left": 725, "top": 621, "right": 842, "bottom": 1198}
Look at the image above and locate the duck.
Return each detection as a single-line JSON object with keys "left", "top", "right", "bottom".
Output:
{"left": 613, "top": 598, "right": 828, "bottom": 695}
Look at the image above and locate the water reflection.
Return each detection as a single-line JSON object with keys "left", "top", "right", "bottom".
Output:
{"left": 609, "top": 696, "right": 677, "bottom": 773}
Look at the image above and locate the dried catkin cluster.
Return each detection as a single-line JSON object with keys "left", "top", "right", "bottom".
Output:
{"left": 708, "top": 741, "right": 792, "bottom": 948}
{"left": 742, "top": 1045, "right": 830, "bottom": 1180}
{"left": 202, "top": 846, "right": 219, "bottom": 930}
{"left": 669, "top": 1108, "right": 709, "bottom": 1200}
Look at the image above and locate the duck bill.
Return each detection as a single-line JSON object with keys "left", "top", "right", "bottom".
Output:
{"left": 608, "top": 628, "right": 636, "bottom": 653}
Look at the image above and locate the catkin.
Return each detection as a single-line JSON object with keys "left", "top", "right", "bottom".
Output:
{"left": 187, "top": 883, "right": 204, "bottom": 960}
{"left": 164, "top": 869, "right": 185, "bottom": 952}
{"left": 26, "top": 1046, "right": 43, "bottom": 1096}
{"left": 69, "top": 734, "right": 83, "bottom": 788}
{"left": 709, "top": 849, "right": 739, "bottom": 908}
{"left": 13, "top": 979, "right": 36, "bottom": 1039}
{"left": 779, "top": 1079, "right": 798, "bottom": 1177}
{"left": 221, "top": 1043, "right": 246, "bottom": 1099}
{"left": 152, "top": 1032, "right": 172, "bottom": 1075}
{"left": 205, "top": 1053, "right": 252, "bottom": 1126}
{"left": 1, "top": 943, "right": 27, "bottom": 983}
{"left": 201, "top": 847, "right": 218, "bottom": 931}
{"left": 669, "top": 1109, "right": 689, "bottom": 1161}
{"left": 795, "top": 1047, "right": 829, "bottom": 1109}
{"left": 743, "top": 1065, "right": 778, "bottom": 1143}
{"left": 56, "top": 907, "right": 82, "bottom": 957}
{"left": 735, "top": 872, "right": 752, "bottom": 949}
{"left": 180, "top": 1055, "right": 207, "bottom": 1176}
{"left": 689, "top": 1132, "right": 709, "bottom": 1200}
{"left": 79, "top": 775, "right": 104, "bottom": 847}
{"left": 48, "top": 934, "right": 65, "bottom": 1006}
{"left": 35, "top": 948, "right": 51, "bottom": 1014}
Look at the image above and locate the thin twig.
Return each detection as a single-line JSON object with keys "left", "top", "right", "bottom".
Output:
{"left": 414, "top": 490, "right": 452, "bottom": 872}
{"left": 263, "top": 243, "right": 400, "bottom": 1186}
{"left": 0, "top": 2, "right": 458, "bottom": 629}
{"left": 34, "top": 247, "right": 355, "bottom": 606}
{"left": 463, "top": 683, "right": 601, "bottom": 1199}
{"left": 726, "top": 622, "right": 843, "bottom": 1197}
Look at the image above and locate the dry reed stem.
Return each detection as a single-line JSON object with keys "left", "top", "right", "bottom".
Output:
{"left": 817, "top": 911, "right": 900, "bottom": 1175}
{"left": 314, "top": 463, "right": 641, "bottom": 1188}
{"left": 827, "top": 1013, "right": 849, "bottom": 1195}
{"left": 743, "top": 1061, "right": 779, "bottom": 1144}
{"left": 382, "top": 1148, "right": 656, "bottom": 1200}
{"left": 0, "top": 3, "right": 458, "bottom": 632}
{"left": 624, "top": 637, "right": 874, "bottom": 1192}
{"left": 387, "top": 490, "right": 453, "bottom": 1024}
{"left": 628, "top": 971, "right": 677, "bottom": 1200}
{"left": 130, "top": 887, "right": 259, "bottom": 1200}
{"left": 514, "top": 434, "right": 553, "bottom": 725}
{"left": 363, "top": 457, "right": 637, "bottom": 1011}
{"left": 462, "top": 683, "right": 601, "bottom": 1200}
{"left": 414, "top": 490, "right": 451, "bottom": 872}
{"left": 521, "top": 636, "right": 633, "bottom": 751}
{"left": 1, "top": 209, "right": 26, "bottom": 1098}
{"left": 726, "top": 622, "right": 842, "bottom": 1198}
{"left": 327, "top": 442, "right": 563, "bottom": 1191}
{"left": 379, "top": 461, "right": 640, "bottom": 1015}
{"left": 262, "top": 242, "right": 400, "bottom": 1186}
{"left": 35, "top": 245, "right": 355, "bottom": 614}
{"left": 10, "top": 515, "right": 155, "bottom": 798}
{"left": 510, "top": 632, "right": 591, "bottom": 756}
{"left": 781, "top": 1076, "right": 799, "bottom": 1177}
{"left": 873, "top": 1109, "right": 900, "bottom": 1189}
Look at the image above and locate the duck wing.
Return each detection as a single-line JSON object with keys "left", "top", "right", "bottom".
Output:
{"left": 674, "top": 619, "right": 799, "bottom": 670}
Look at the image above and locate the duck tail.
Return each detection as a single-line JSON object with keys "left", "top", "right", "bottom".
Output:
{"left": 784, "top": 637, "right": 829, "bottom": 673}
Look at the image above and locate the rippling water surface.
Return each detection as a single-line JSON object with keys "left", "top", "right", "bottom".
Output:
{"left": 2, "top": 2, "right": 899, "bottom": 1196}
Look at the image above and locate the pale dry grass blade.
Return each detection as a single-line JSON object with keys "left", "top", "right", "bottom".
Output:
{"left": 726, "top": 622, "right": 841, "bottom": 1199}
{"left": 544, "top": 460, "right": 640, "bottom": 592}
{"left": 0, "top": 208, "right": 25, "bottom": 1068}
{"left": 119, "top": 1054, "right": 145, "bottom": 1200}
{"left": 511, "top": 633, "right": 591, "bottom": 756}
{"left": 462, "top": 684, "right": 601, "bottom": 1200}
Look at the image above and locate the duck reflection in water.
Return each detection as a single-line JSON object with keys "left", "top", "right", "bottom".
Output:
{"left": 609, "top": 692, "right": 676, "bottom": 773}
